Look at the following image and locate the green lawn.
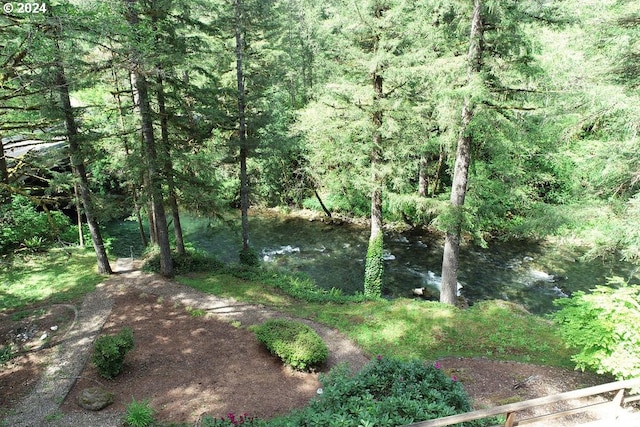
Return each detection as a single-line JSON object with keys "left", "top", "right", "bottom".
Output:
{"left": 0, "top": 249, "right": 575, "bottom": 369}
{"left": 178, "top": 270, "right": 576, "bottom": 368}
{"left": 0, "top": 248, "right": 106, "bottom": 312}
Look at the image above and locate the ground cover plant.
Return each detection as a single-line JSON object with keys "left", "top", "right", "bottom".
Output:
{"left": 252, "top": 319, "right": 328, "bottom": 371}
{"left": 201, "top": 357, "right": 496, "bottom": 426}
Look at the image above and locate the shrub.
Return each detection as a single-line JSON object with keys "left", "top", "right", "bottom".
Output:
{"left": 253, "top": 319, "right": 328, "bottom": 371}
{"left": 143, "top": 247, "right": 224, "bottom": 275}
{"left": 92, "top": 327, "right": 135, "bottom": 379}
{"left": 239, "top": 246, "right": 260, "bottom": 266}
{"left": 0, "top": 195, "right": 75, "bottom": 254}
{"left": 554, "top": 279, "right": 640, "bottom": 380}
{"left": 278, "top": 357, "right": 495, "bottom": 427}
{"left": 364, "top": 233, "right": 383, "bottom": 298}
{"left": 125, "top": 398, "right": 155, "bottom": 427}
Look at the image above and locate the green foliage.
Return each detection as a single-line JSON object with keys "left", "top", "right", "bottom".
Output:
{"left": 201, "top": 412, "right": 265, "bottom": 427}
{"left": 0, "top": 344, "right": 15, "bottom": 365}
{"left": 553, "top": 280, "right": 640, "bottom": 380}
{"left": 92, "top": 327, "right": 135, "bottom": 379}
{"left": 364, "top": 234, "right": 383, "bottom": 298}
{"left": 179, "top": 264, "right": 366, "bottom": 304}
{"left": 0, "top": 249, "right": 104, "bottom": 311}
{"left": 201, "top": 358, "right": 495, "bottom": 426}
{"left": 253, "top": 319, "right": 328, "bottom": 371}
{"left": 142, "top": 247, "right": 224, "bottom": 275}
{"left": 0, "top": 195, "right": 76, "bottom": 254}
{"left": 239, "top": 246, "right": 260, "bottom": 266}
{"left": 278, "top": 358, "right": 495, "bottom": 427}
{"left": 124, "top": 398, "right": 155, "bottom": 427}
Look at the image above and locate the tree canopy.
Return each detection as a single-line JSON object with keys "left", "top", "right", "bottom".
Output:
{"left": 1, "top": 0, "right": 638, "bottom": 298}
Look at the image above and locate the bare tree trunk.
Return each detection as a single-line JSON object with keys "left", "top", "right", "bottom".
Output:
{"left": 235, "top": 0, "right": 251, "bottom": 254}
{"left": 370, "top": 72, "right": 384, "bottom": 243}
{"left": 54, "top": 49, "right": 111, "bottom": 275}
{"left": 125, "top": 0, "right": 173, "bottom": 277}
{"left": 156, "top": 71, "right": 185, "bottom": 255}
{"left": 432, "top": 143, "right": 445, "bottom": 195}
{"left": 0, "top": 136, "right": 8, "bottom": 186}
{"left": 73, "top": 182, "right": 84, "bottom": 247}
{"left": 112, "top": 62, "right": 148, "bottom": 248}
{"left": 440, "top": 0, "right": 484, "bottom": 305}
{"left": 418, "top": 153, "right": 429, "bottom": 197}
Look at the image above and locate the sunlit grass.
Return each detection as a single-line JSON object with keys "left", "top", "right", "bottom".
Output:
{"left": 0, "top": 247, "right": 574, "bottom": 368}
{"left": 177, "top": 272, "right": 575, "bottom": 368}
{"left": 0, "top": 248, "right": 105, "bottom": 311}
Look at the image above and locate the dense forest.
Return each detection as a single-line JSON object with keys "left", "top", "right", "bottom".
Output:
{"left": 1, "top": 0, "right": 639, "bottom": 302}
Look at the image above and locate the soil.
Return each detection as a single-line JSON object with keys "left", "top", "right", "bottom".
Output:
{"left": 0, "top": 261, "right": 620, "bottom": 426}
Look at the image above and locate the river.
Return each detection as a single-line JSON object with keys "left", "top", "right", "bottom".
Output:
{"left": 107, "top": 210, "right": 640, "bottom": 314}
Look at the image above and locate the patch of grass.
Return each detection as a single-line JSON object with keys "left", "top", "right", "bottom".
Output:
{"left": 177, "top": 271, "right": 574, "bottom": 368}
{"left": 125, "top": 398, "right": 155, "bottom": 427}
{"left": 185, "top": 306, "right": 207, "bottom": 317}
{"left": 0, "top": 248, "right": 105, "bottom": 312}
{"left": 0, "top": 344, "right": 15, "bottom": 364}
{"left": 10, "top": 308, "right": 46, "bottom": 321}
{"left": 178, "top": 273, "right": 295, "bottom": 307}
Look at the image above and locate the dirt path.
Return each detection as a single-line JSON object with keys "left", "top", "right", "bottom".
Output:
{"left": 1, "top": 258, "right": 626, "bottom": 427}
{"left": 2, "top": 258, "right": 369, "bottom": 426}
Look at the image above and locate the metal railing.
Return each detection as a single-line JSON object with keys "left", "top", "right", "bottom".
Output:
{"left": 402, "top": 377, "right": 640, "bottom": 427}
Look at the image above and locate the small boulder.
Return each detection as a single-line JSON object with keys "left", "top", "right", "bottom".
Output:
{"left": 77, "top": 387, "right": 114, "bottom": 411}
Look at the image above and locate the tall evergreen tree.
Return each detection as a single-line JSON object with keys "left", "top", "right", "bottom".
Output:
{"left": 123, "top": 0, "right": 173, "bottom": 276}
{"left": 52, "top": 29, "right": 112, "bottom": 274}
{"left": 440, "top": 0, "right": 483, "bottom": 305}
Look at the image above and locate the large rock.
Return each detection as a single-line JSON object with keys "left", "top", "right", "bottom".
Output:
{"left": 77, "top": 387, "right": 114, "bottom": 411}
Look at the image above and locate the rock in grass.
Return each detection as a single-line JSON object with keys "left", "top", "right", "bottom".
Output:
{"left": 77, "top": 387, "right": 114, "bottom": 411}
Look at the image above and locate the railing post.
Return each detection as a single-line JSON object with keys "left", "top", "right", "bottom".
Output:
{"left": 613, "top": 388, "right": 625, "bottom": 406}
{"left": 504, "top": 412, "right": 515, "bottom": 427}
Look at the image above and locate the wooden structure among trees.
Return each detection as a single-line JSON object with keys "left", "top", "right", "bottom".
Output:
{"left": 403, "top": 377, "right": 640, "bottom": 427}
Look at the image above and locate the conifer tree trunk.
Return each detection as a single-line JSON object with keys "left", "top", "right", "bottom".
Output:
{"left": 0, "top": 136, "right": 8, "bottom": 186}
{"left": 433, "top": 144, "right": 445, "bottom": 195}
{"left": 418, "top": 153, "right": 429, "bottom": 197}
{"left": 440, "top": 0, "right": 484, "bottom": 304}
{"left": 156, "top": 71, "right": 185, "bottom": 255}
{"left": 54, "top": 50, "right": 111, "bottom": 275}
{"left": 125, "top": 0, "right": 173, "bottom": 277}
{"left": 111, "top": 63, "right": 148, "bottom": 248}
{"left": 235, "top": 0, "right": 251, "bottom": 257}
{"left": 363, "top": 4, "right": 386, "bottom": 297}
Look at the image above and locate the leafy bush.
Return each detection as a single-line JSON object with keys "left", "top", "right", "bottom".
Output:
{"left": 202, "top": 358, "right": 493, "bottom": 426}
{"left": 253, "top": 319, "right": 328, "bottom": 371}
{"left": 239, "top": 246, "right": 260, "bottom": 266}
{"left": 143, "top": 247, "right": 224, "bottom": 275}
{"left": 278, "top": 357, "right": 494, "bottom": 427}
{"left": 0, "top": 195, "right": 75, "bottom": 254}
{"left": 92, "top": 327, "right": 135, "bottom": 379}
{"left": 554, "top": 279, "right": 640, "bottom": 380}
{"left": 125, "top": 398, "right": 155, "bottom": 427}
{"left": 364, "top": 233, "right": 383, "bottom": 298}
